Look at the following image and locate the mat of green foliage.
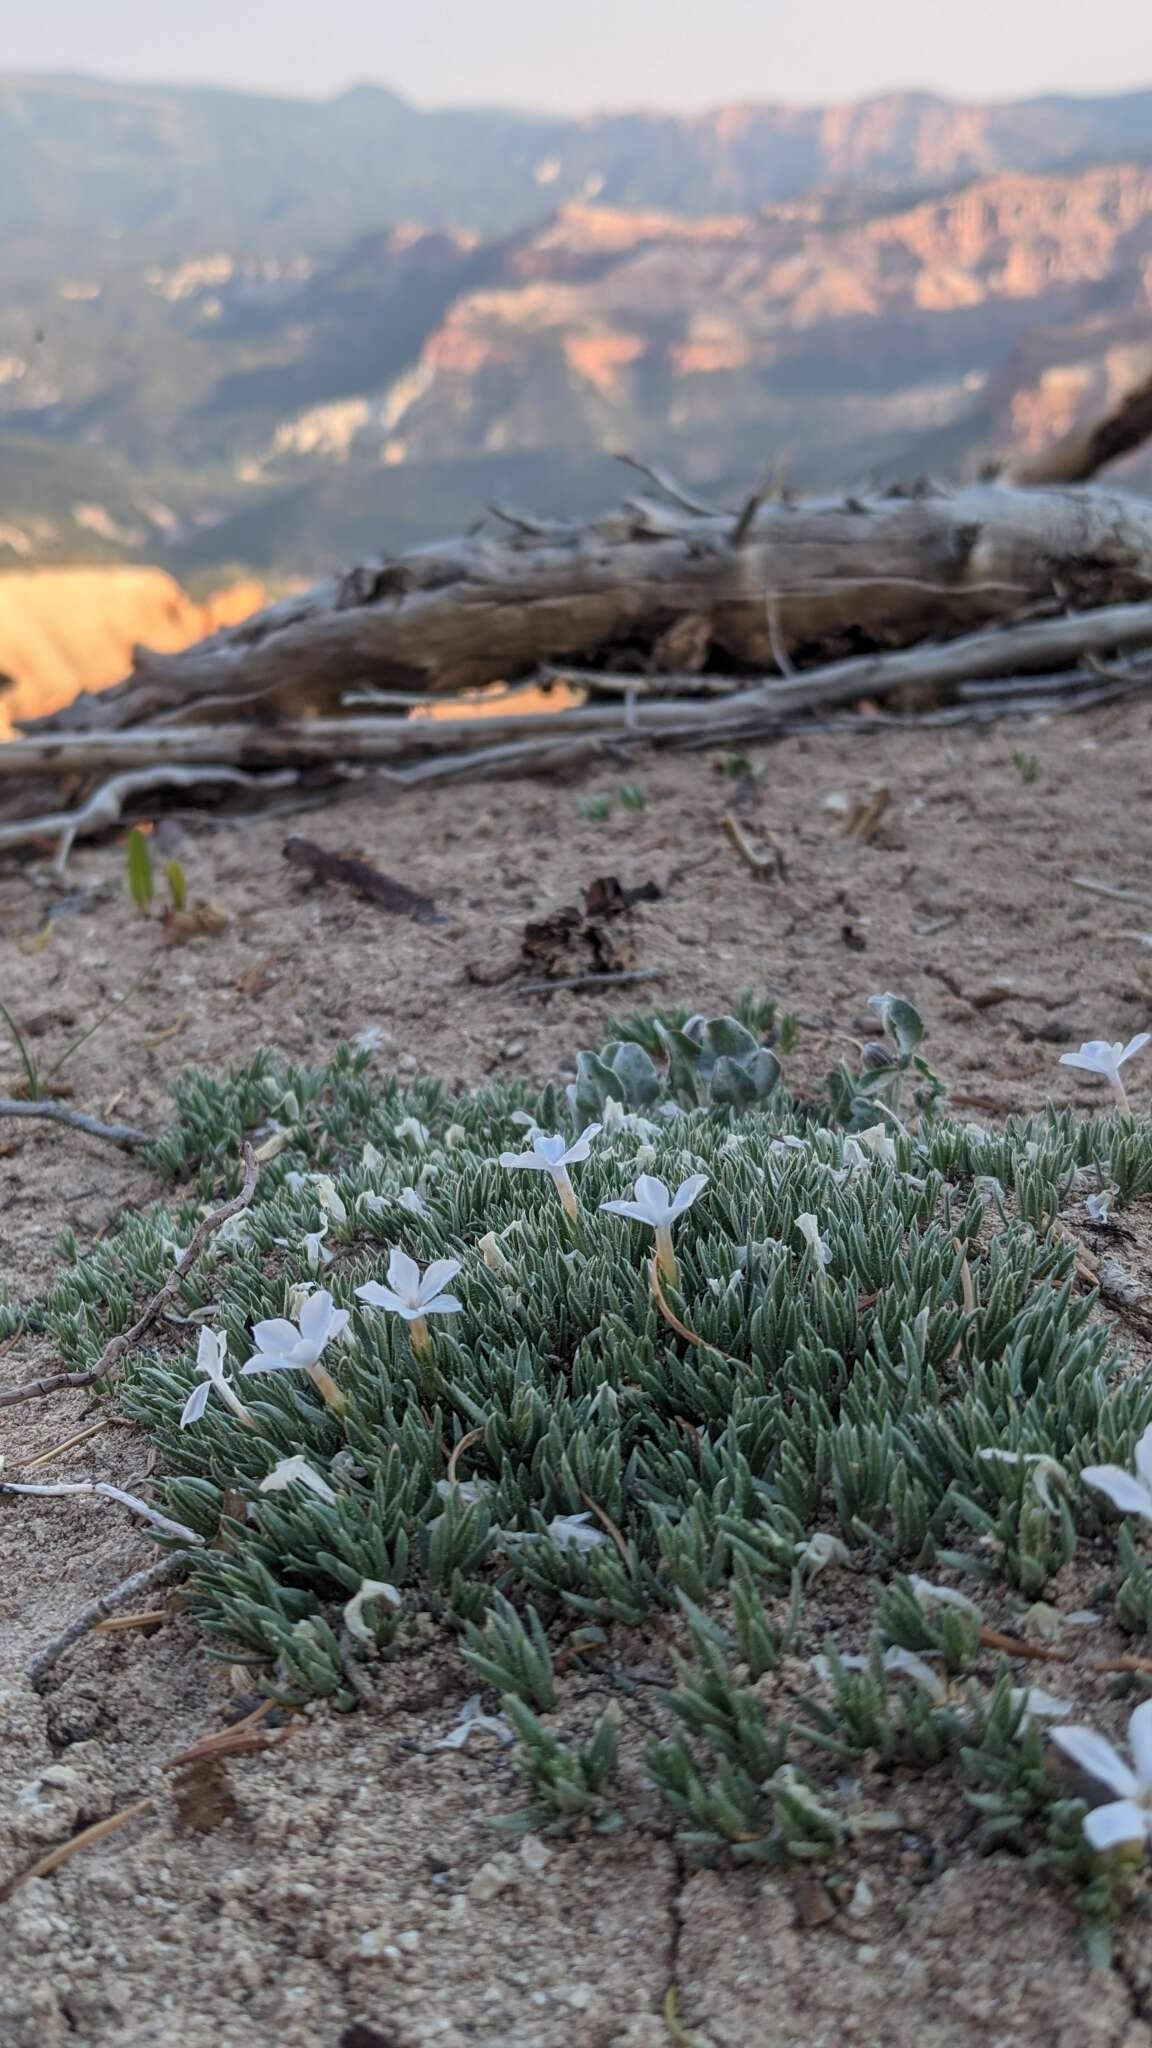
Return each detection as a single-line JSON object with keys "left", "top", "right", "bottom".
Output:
{"left": 14, "top": 997, "right": 1152, "bottom": 1914}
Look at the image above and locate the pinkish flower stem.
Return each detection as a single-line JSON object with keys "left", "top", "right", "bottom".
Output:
{"left": 654, "top": 1226, "right": 678, "bottom": 1288}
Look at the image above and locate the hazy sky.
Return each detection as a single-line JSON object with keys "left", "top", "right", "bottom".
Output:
{"left": 7, "top": 0, "right": 1151, "bottom": 111}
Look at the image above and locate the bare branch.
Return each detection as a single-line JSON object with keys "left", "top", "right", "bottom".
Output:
{"left": 26, "top": 1551, "right": 191, "bottom": 1690}
{"left": 0, "top": 1097, "right": 152, "bottom": 1150}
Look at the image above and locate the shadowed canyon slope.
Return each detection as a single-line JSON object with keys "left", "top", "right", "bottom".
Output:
{"left": 0, "top": 75, "right": 1150, "bottom": 587}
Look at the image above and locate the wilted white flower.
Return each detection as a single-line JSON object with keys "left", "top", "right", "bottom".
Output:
{"left": 343, "top": 1578, "right": 402, "bottom": 1644}
{"left": 498, "top": 1124, "right": 601, "bottom": 1221}
{"left": 796, "top": 1212, "right": 831, "bottom": 1270}
{"left": 855, "top": 1123, "right": 898, "bottom": 1168}
{"left": 1081, "top": 1424, "right": 1152, "bottom": 1523}
{"left": 352, "top": 1026, "right": 388, "bottom": 1054}
{"left": 502, "top": 1511, "right": 607, "bottom": 1555}
{"left": 978, "top": 1448, "right": 1068, "bottom": 1515}
{"left": 356, "top": 1248, "right": 462, "bottom": 1356}
{"left": 362, "top": 1141, "right": 385, "bottom": 1172}
{"left": 302, "top": 1220, "right": 333, "bottom": 1270}
{"left": 907, "top": 1575, "right": 982, "bottom": 1618}
{"left": 180, "top": 1328, "right": 253, "bottom": 1429}
{"left": 432, "top": 1695, "right": 514, "bottom": 1750}
{"left": 1059, "top": 1034, "right": 1150, "bottom": 1111}
{"left": 795, "top": 1531, "right": 850, "bottom": 1575}
{"left": 1086, "top": 1188, "right": 1115, "bottom": 1225}
{"left": 398, "top": 1186, "right": 428, "bottom": 1217}
{"left": 1051, "top": 1700, "right": 1152, "bottom": 1853}
{"left": 434, "top": 1478, "right": 490, "bottom": 1507}
{"left": 600, "top": 1172, "right": 708, "bottom": 1284}
{"left": 444, "top": 1124, "right": 468, "bottom": 1150}
{"left": 286, "top": 1172, "right": 348, "bottom": 1226}
{"left": 241, "top": 1289, "right": 350, "bottom": 1411}
{"left": 1010, "top": 1686, "right": 1073, "bottom": 1724}
{"left": 259, "top": 1454, "right": 338, "bottom": 1505}
{"left": 394, "top": 1116, "right": 430, "bottom": 1148}
{"left": 811, "top": 1647, "right": 945, "bottom": 1700}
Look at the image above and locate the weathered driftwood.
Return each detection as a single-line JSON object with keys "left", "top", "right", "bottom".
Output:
{"left": 20, "top": 483, "right": 1152, "bottom": 735}
{"left": 6, "top": 601, "right": 1152, "bottom": 785}
{"left": 1008, "top": 366, "right": 1152, "bottom": 487}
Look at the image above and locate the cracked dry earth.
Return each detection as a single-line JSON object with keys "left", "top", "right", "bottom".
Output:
{"left": 8, "top": 699, "right": 1152, "bottom": 2044}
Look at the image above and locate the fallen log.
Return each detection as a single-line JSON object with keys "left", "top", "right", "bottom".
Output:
{"left": 20, "top": 483, "right": 1152, "bottom": 735}
{"left": 4, "top": 600, "right": 1152, "bottom": 790}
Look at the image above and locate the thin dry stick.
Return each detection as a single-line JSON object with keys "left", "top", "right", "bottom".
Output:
{"left": 14, "top": 1419, "right": 110, "bottom": 1471}
{"left": 0, "top": 1799, "right": 155, "bottom": 1902}
{"left": 0, "top": 1142, "right": 258, "bottom": 1410}
{"left": 446, "top": 1426, "right": 483, "bottom": 1486}
{"left": 27, "top": 1551, "right": 191, "bottom": 1689}
{"left": 93, "top": 1610, "right": 167, "bottom": 1634}
{"left": 0, "top": 1098, "right": 152, "bottom": 1149}
{"left": 0, "top": 1479, "right": 201, "bottom": 1543}
{"left": 513, "top": 966, "right": 666, "bottom": 997}
{"left": 578, "top": 1489, "right": 634, "bottom": 1569}
{"left": 979, "top": 1625, "right": 1152, "bottom": 1679}
{"left": 721, "top": 812, "right": 783, "bottom": 879}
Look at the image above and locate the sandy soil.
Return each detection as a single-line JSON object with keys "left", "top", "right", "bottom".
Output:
{"left": 4, "top": 701, "right": 1152, "bottom": 2047}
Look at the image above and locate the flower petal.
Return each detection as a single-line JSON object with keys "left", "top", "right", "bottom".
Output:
{"left": 1120, "top": 1033, "right": 1152, "bottom": 1067}
{"left": 530, "top": 1132, "right": 568, "bottom": 1166}
{"left": 667, "top": 1173, "right": 709, "bottom": 1221}
{"left": 251, "top": 1317, "right": 301, "bottom": 1354}
{"left": 386, "top": 1247, "right": 422, "bottom": 1301}
{"left": 1083, "top": 1800, "right": 1148, "bottom": 1853}
{"left": 422, "top": 1292, "right": 463, "bottom": 1317}
{"left": 296, "top": 1290, "right": 334, "bottom": 1346}
{"left": 599, "top": 1198, "right": 653, "bottom": 1225}
{"left": 563, "top": 1123, "right": 603, "bottom": 1165}
{"left": 196, "top": 1327, "right": 227, "bottom": 1377}
{"left": 355, "top": 1282, "right": 410, "bottom": 1316}
{"left": 1081, "top": 1464, "right": 1152, "bottom": 1520}
{"left": 419, "top": 1258, "right": 462, "bottom": 1303}
{"left": 1129, "top": 1699, "right": 1152, "bottom": 1785}
{"left": 1050, "top": 1725, "right": 1139, "bottom": 1799}
{"left": 498, "top": 1149, "right": 549, "bottom": 1172}
{"left": 180, "top": 1380, "right": 211, "bottom": 1427}
{"left": 240, "top": 1353, "right": 298, "bottom": 1376}
{"left": 1134, "top": 1425, "right": 1152, "bottom": 1501}
{"left": 633, "top": 1175, "right": 671, "bottom": 1220}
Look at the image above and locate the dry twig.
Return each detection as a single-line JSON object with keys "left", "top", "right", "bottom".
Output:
{"left": 27, "top": 1551, "right": 192, "bottom": 1689}
{"left": 0, "top": 1096, "right": 152, "bottom": 1150}
{"left": 0, "top": 1142, "right": 258, "bottom": 1410}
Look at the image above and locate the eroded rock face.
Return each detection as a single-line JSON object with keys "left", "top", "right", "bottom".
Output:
{"left": 0, "top": 570, "right": 263, "bottom": 734}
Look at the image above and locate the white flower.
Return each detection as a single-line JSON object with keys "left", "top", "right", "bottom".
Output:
{"left": 398, "top": 1186, "right": 428, "bottom": 1217}
{"left": 432, "top": 1695, "right": 514, "bottom": 1750}
{"left": 343, "top": 1578, "right": 402, "bottom": 1644}
{"left": 1081, "top": 1423, "right": 1152, "bottom": 1523}
{"left": 352, "top": 1026, "right": 388, "bottom": 1054}
{"left": 907, "top": 1575, "right": 983, "bottom": 1618}
{"left": 795, "top": 1531, "right": 850, "bottom": 1575}
{"left": 855, "top": 1123, "right": 898, "bottom": 1167}
{"left": 355, "top": 1249, "right": 463, "bottom": 1324}
{"left": 180, "top": 1328, "right": 252, "bottom": 1428}
{"left": 1051, "top": 1701, "right": 1152, "bottom": 1853}
{"left": 1059, "top": 1034, "right": 1150, "bottom": 1109}
{"left": 979, "top": 1448, "right": 1068, "bottom": 1514}
{"left": 498, "top": 1124, "right": 601, "bottom": 1220}
{"left": 811, "top": 1647, "right": 945, "bottom": 1700}
{"left": 241, "top": 1289, "right": 350, "bottom": 1378}
{"left": 544, "top": 1511, "right": 607, "bottom": 1553}
{"left": 796, "top": 1213, "right": 831, "bottom": 1269}
{"left": 286, "top": 1172, "right": 348, "bottom": 1226}
{"left": 502, "top": 1511, "right": 607, "bottom": 1555}
{"left": 302, "top": 1221, "right": 332, "bottom": 1270}
{"left": 1010, "top": 1687, "right": 1072, "bottom": 1724}
{"left": 393, "top": 1116, "right": 429, "bottom": 1149}
{"left": 362, "top": 1141, "right": 385, "bottom": 1171}
{"left": 1086, "top": 1188, "right": 1115, "bottom": 1225}
{"left": 600, "top": 1172, "right": 708, "bottom": 1283}
{"left": 259, "top": 1454, "right": 338, "bottom": 1505}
